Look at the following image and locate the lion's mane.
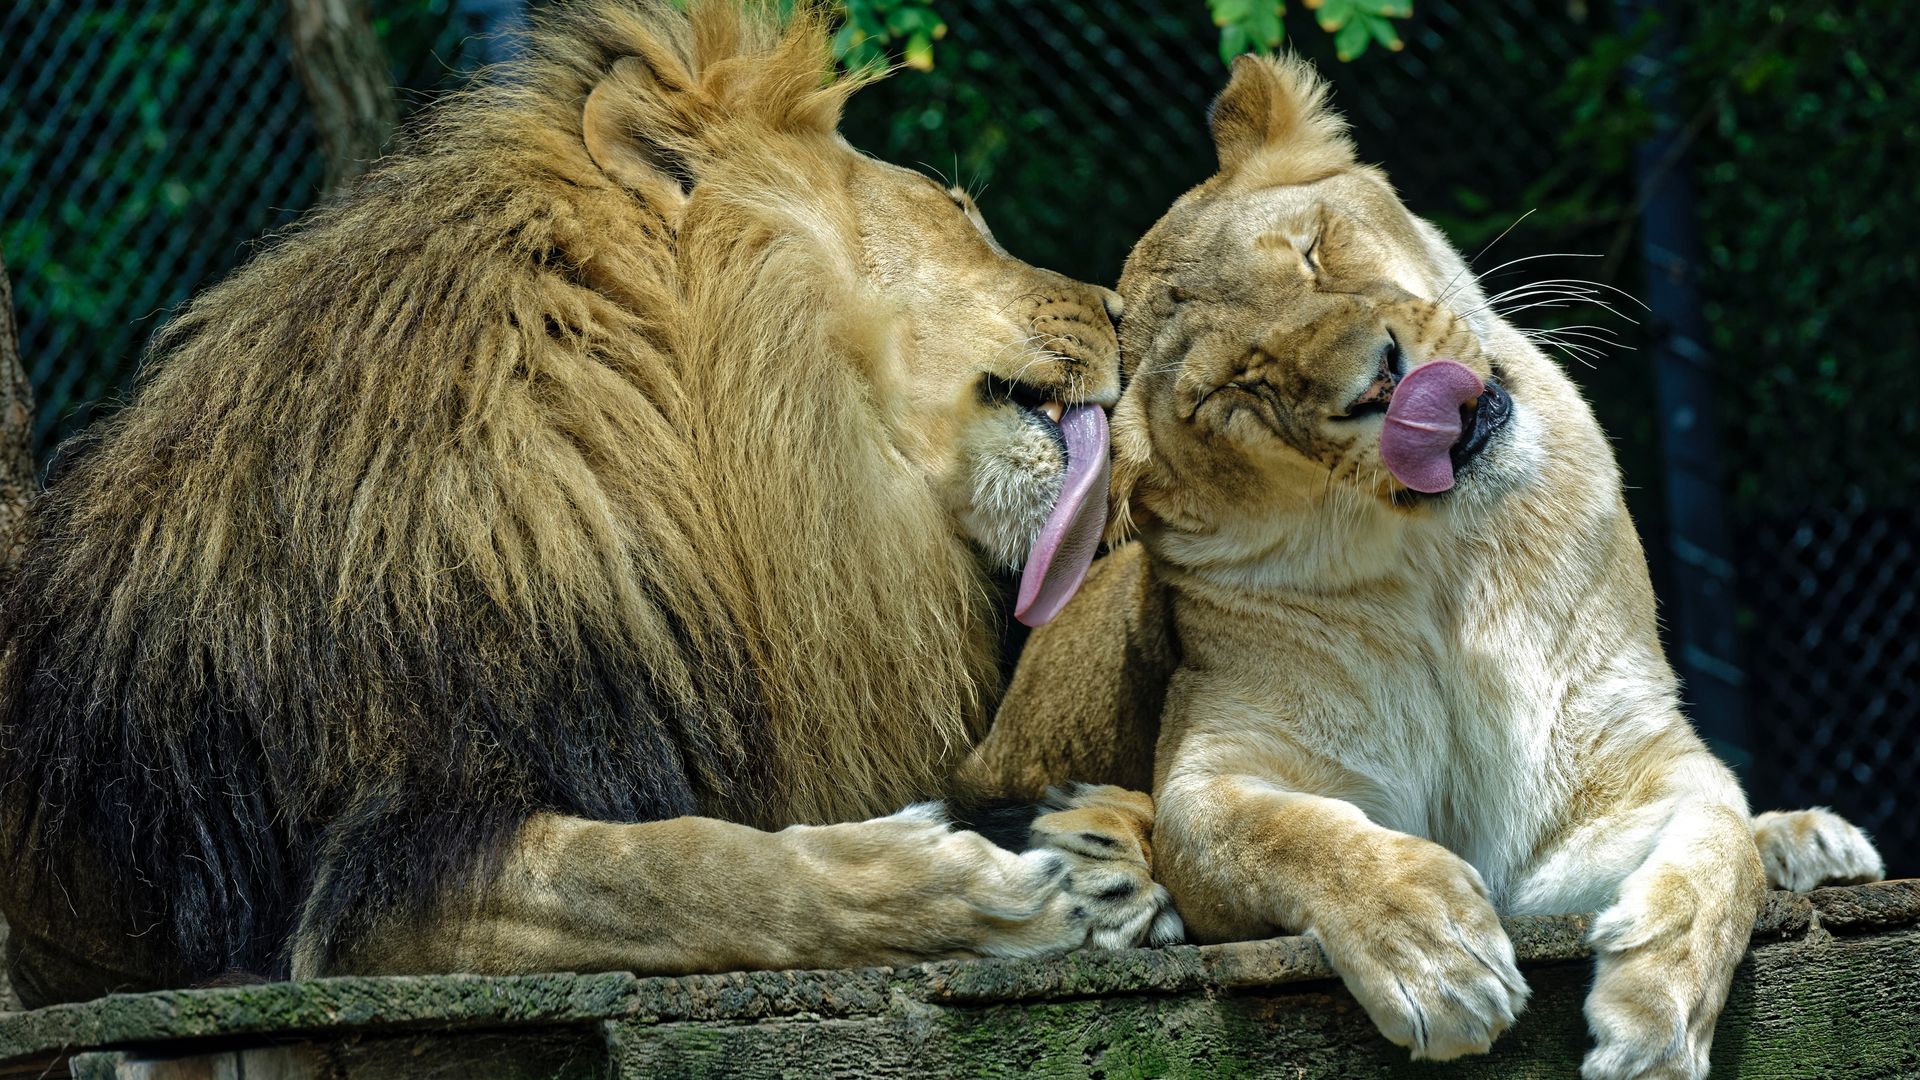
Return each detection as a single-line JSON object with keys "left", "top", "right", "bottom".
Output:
{"left": 0, "top": 0, "right": 997, "bottom": 979}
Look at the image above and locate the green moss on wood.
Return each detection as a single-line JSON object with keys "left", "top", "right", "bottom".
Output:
{"left": 4, "top": 882, "right": 1917, "bottom": 1078}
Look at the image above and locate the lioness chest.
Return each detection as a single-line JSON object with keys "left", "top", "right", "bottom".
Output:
{"left": 1168, "top": 569, "right": 1590, "bottom": 907}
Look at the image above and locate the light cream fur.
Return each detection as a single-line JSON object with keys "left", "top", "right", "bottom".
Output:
{"left": 998, "top": 54, "right": 1883, "bottom": 1078}
{"left": 1751, "top": 808, "right": 1884, "bottom": 892}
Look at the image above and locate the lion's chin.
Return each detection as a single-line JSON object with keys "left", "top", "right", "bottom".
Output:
{"left": 955, "top": 417, "right": 1066, "bottom": 571}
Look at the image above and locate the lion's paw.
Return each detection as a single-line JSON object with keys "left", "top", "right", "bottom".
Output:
{"left": 849, "top": 790, "right": 1181, "bottom": 962}
{"left": 1752, "top": 808, "right": 1884, "bottom": 892}
{"left": 1027, "top": 785, "right": 1185, "bottom": 949}
{"left": 1315, "top": 837, "right": 1529, "bottom": 1062}
{"left": 855, "top": 802, "right": 1091, "bottom": 961}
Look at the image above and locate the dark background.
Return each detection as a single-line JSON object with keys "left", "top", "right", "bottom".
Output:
{"left": 1, "top": 0, "right": 1914, "bottom": 873}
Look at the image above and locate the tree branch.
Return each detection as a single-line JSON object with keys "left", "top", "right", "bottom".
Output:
{"left": 0, "top": 253, "right": 37, "bottom": 575}
{"left": 285, "top": 0, "right": 400, "bottom": 195}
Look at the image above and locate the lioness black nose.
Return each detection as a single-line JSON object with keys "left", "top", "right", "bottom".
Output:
{"left": 1100, "top": 290, "right": 1125, "bottom": 325}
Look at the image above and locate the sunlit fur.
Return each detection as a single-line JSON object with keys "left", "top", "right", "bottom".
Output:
{"left": 0, "top": 0, "right": 1123, "bottom": 988}
{"left": 1001, "top": 55, "right": 1883, "bottom": 1078}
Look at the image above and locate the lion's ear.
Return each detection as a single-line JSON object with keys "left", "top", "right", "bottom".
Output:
{"left": 1105, "top": 391, "right": 1155, "bottom": 543}
{"left": 584, "top": 58, "right": 694, "bottom": 211}
{"left": 1208, "top": 53, "right": 1355, "bottom": 179}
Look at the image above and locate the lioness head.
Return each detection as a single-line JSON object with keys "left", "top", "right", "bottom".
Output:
{"left": 579, "top": 8, "right": 1120, "bottom": 619}
{"left": 1112, "top": 55, "right": 1553, "bottom": 567}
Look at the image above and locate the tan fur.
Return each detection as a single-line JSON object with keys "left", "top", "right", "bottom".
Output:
{"left": 0, "top": 0, "right": 1183, "bottom": 998}
{"left": 339, "top": 790, "right": 1179, "bottom": 977}
{"left": 1000, "top": 54, "right": 1881, "bottom": 1077}
{"left": 312, "top": 0, "right": 1176, "bottom": 976}
{"left": 963, "top": 543, "right": 1177, "bottom": 798}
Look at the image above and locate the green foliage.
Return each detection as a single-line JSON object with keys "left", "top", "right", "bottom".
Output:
{"left": 1208, "top": 0, "right": 1409, "bottom": 66}
{"left": 840, "top": 4, "right": 1220, "bottom": 289}
{"left": 837, "top": 0, "right": 947, "bottom": 71}
{"left": 1683, "top": 0, "right": 1919, "bottom": 510}
{"left": 1208, "top": 0, "right": 1286, "bottom": 63}
{"left": 827, "top": 1, "right": 1414, "bottom": 72}
{"left": 1303, "top": 0, "right": 1408, "bottom": 62}
{"left": 0, "top": 1, "right": 326, "bottom": 444}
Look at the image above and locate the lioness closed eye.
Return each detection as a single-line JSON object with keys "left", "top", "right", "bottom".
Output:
{"left": 1027, "top": 55, "right": 1883, "bottom": 1078}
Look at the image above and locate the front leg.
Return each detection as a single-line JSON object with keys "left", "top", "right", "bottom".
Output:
{"left": 303, "top": 805, "right": 1129, "bottom": 979}
{"left": 1580, "top": 753, "right": 1766, "bottom": 1080}
{"left": 1156, "top": 752, "right": 1528, "bottom": 1061}
{"left": 960, "top": 543, "right": 1175, "bottom": 799}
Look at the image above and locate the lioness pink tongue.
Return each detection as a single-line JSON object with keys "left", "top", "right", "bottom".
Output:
{"left": 1380, "top": 359, "right": 1484, "bottom": 494}
{"left": 1015, "top": 404, "right": 1109, "bottom": 627}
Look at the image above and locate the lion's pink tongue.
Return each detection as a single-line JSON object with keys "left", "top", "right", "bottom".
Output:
{"left": 1015, "top": 404, "right": 1109, "bottom": 628}
{"left": 1380, "top": 359, "right": 1483, "bottom": 494}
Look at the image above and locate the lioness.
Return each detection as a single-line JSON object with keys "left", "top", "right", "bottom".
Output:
{"left": 981, "top": 55, "right": 1883, "bottom": 1078}
{"left": 0, "top": 0, "right": 1175, "bottom": 1004}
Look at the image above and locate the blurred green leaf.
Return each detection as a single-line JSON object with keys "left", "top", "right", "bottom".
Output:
{"left": 1363, "top": 13, "right": 1402, "bottom": 52}
{"left": 836, "top": 0, "right": 944, "bottom": 69}
{"left": 903, "top": 31, "right": 934, "bottom": 71}
{"left": 1333, "top": 16, "right": 1370, "bottom": 59}
{"left": 1212, "top": 0, "right": 1251, "bottom": 24}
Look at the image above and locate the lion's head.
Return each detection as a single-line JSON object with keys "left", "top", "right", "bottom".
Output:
{"left": 507, "top": 0, "right": 1130, "bottom": 811}
{"left": 845, "top": 171, "right": 1124, "bottom": 580}
{"left": 575, "top": 4, "right": 1121, "bottom": 591}
{"left": 1110, "top": 55, "right": 1572, "bottom": 576}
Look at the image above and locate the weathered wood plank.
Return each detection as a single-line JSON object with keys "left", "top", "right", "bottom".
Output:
{"left": 606, "top": 930, "right": 1920, "bottom": 1078}
{"left": 3, "top": 882, "right": 1916, "bottom": 1078}
{"left": 0, "top": 917, "right": 18, "bottom": 1016}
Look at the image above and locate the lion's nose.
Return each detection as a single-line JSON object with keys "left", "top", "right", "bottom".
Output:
{"left": 1099, "top": 289, "right": 1125, "bottom": 326}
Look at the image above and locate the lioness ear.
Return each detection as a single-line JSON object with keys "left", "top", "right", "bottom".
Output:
{"left": 1105, "top": 391, "right": 1155, "bottom": 542}
{"left": 1208, "top": 53, "right": 1356, "bottom": 179}
{"left": 584, "top": 58, "right": 693, "bottom": 212}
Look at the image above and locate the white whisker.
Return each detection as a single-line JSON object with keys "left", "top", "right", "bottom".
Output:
{"left": 1536, "top": 328, "right": 1631, "bottom": 351}
{"left": 1436, "top": 209, "right": 1539, "bottom": 305}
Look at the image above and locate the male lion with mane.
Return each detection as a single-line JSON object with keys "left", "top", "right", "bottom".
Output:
{"left": 0, "top": 0, "right": 1177, "bottom": 1005}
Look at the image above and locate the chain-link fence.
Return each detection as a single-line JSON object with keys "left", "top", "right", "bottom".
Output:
{"left": 0, "top": 1, "right": 503, "bottom": 460}
{"left": 1, "top": 0, "right": 1914, "bottom": 874}
{"left": 1745, "top": 507, "right": 1920, "bottom": 850}
{"left": 2, "top": 2, "right": 323, "bottom": 454}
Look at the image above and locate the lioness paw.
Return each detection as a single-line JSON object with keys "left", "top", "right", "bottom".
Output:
{"left": 1028, "top": 784, "right": 1185, "bottom": 948}
{"left": 1752, "top": 808, "right": 1884, "bottom": 892}
{"left": 1582, "top": 922, "right": 1702, "bottom": 1080}
{"left": 1580, "top": 859, "right": 1754, "bottom": 1080}
{"left": 1315, "top": 838, "right": 1528, "bottom": 1061}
